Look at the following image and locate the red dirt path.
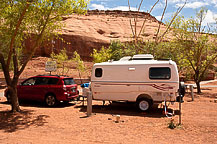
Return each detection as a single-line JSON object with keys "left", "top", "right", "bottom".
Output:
{"left": 0, "top": 57, "right": 216, "bottom": 144}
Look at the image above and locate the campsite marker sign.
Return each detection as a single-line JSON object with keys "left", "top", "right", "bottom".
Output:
{"left": 45, "top": 61, "right": 57, "bottom": 74}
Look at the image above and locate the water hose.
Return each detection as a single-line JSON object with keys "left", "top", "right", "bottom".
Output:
{"left": 164, "top": 95, "right": 173, "bottom": 118}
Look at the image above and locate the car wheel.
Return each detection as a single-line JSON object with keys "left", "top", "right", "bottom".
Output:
{"left": 45, "top": 95, "right": 57, "bottom": 107}
{"left": 136, "top": 98, "right": 152, "bottom": 112}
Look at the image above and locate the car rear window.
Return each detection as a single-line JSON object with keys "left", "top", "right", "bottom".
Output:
{"left": 63, "top": 78, "right": 75, "bottom": 85}
{"left": 47, "top": 78, "right": 59, "bottom": 85}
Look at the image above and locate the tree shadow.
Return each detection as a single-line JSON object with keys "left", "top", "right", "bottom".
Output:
{"left": 19, "top": 100, "right": 77, "bottom": 108}
{"left": 75, "top": 102, "right": 175, "bottom": 118}
{"left": 0, "top": 110, "right": 49, "bottom": 133}
{"left": 0, "top": 100, "right": 76, "bottom": 108}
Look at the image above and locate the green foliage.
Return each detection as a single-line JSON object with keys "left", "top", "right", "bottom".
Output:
{"left": 168, "top": 118, "right": 176, "bottom": 129}
{"left": 92, "top": 46, "right": 112, "bottom": 63}
{"left": 72, "top": 51, "right": 86, "bottom": 73}
{"left": 0, "top": 0, "right": 87, "bottom": 69}
{"left": 72, "top": 51, "right": 86, "bottom": 82}
{"left": 92, "top": 40, "right": 145, "bottom": 63}
{"left": 109, "top": 40, "right": 124, "bottom": 61}
{"left": 50, "top": 48, "right": 68, "bottom": 67}
{"left": 168, "top": 9, "right": 217, "bottom": 93}
{"left": 0, "top": 0, "right": 88, "bottom": 112}
{"left": 50, "top": 48, "right": 69, "bottom": 75}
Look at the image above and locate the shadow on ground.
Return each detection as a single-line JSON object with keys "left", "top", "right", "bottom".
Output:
{"left": 0, "top": 109, "right": 49, "bottom": 133}
{"left": 0, "top": 100, "right": 76, "bottom": 108}
{"left": 75, "top": 101, "right": 176, "bottom": 118}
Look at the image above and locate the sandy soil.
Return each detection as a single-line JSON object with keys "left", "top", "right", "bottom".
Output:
{"left": 0, "top": 91, "right": 217, "bottom": 144}
{"left": 0, "top": 57, "right": 216, "bottom": 144}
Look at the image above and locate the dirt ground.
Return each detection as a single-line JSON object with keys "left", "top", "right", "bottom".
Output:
{"left": 0, "top": 57, "right": 217, "bottom": 144}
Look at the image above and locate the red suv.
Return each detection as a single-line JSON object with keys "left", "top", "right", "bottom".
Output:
{"left": 5, "top": 75, "right": 79, "bottom": 106}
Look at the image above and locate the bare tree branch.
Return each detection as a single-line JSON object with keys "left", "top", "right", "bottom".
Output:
{"left": 138, "top": 0, "right": 160, "bottom": 38}
{"left": 155, "top": 0, "right": 167, "bottom": 42}
{"left": 128, "top": 0, "right": 135, "bottom": 36}
{"left": 138, "top": 0, "right": 144, "bottom": 12}
{"left": 157, "top": 0, "right": 186, "bottom": 43}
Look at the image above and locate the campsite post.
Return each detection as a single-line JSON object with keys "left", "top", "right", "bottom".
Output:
{"left": 178, "top": 95, "right": 182, "bottom": 125}
{"left": 87, "top": 91, "right": 92, "bottom": 117}
{"left": 189, "top": 85, "right": 194, "bottom": 101}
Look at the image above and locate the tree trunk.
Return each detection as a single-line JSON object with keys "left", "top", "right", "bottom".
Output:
{"left": 195, "top": 81, "right": 201, "bottom": 94}
{"left": 8, "top": 84, "right": 21, "bottom": 112}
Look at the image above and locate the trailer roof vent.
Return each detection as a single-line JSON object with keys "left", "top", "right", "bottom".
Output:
{"left": 131, "top": 54, "right": 154, "bottom": 60}
{"left": 119, "top": 56, "right": 131, "bottom": 61}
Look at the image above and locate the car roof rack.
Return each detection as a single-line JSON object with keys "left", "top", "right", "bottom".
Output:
{"left": 36, "top": 74, "right": 70, "bottom": 77}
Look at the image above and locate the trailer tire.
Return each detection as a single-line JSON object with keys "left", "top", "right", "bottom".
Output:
{"left": 136, "top": 98, "right": 152, "bottom": 112}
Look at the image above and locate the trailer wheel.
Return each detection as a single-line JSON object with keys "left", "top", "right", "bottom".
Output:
{"left": 136, "top": 98, "right": 152, "bottom": 112}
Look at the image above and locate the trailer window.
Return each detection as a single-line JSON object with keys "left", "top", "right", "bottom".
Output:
{"left": 95, "top": 68, "right": 103, "bottom": 77}
{"left": 149, "top": 67, "right": 171, "bottom": 79}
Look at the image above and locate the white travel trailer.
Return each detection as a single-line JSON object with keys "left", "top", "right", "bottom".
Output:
{"left": 88, "top": 54, "right": 185, "bottom": 111}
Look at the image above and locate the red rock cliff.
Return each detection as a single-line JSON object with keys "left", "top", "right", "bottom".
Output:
{"left": 25, "top": 10, "right": 167, "bottom": 61}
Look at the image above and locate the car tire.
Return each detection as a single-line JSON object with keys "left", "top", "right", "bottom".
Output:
{"left": 136, "top": 98, "right": 152, "bottom": 112}
{"left": 45, "top": 95, "right": 57, "bottom": 107}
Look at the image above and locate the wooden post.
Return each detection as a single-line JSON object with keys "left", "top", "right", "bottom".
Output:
{"left": 178, "top": 95, "right": 182, "bottom": 125}
{"left": 87, "top": 91, "right": 92, "bottom": 117}
{"left": 190, "top": 84, "right": 194, "bottom": 101}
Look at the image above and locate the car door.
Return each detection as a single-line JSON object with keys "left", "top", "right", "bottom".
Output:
{"left": 32, "top": 77, "right": 49, "bottom": 101}
{"left": 18, "top": 77, "right": 36, "bottom": 100}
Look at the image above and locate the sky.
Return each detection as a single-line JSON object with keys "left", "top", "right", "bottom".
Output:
{"left": 88, "top": 0, "right": 217, "bottom": 27}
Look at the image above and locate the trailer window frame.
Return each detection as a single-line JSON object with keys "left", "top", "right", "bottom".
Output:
{"left": 95, "top": 68, "right": 103, "bottom": 78}
{"left": 149, "top": 67, "right": 171, "bottom": 80}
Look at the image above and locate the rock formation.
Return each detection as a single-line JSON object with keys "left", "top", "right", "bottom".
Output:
{"left": 26, "top": 10, "right": 168, "bottom": 61}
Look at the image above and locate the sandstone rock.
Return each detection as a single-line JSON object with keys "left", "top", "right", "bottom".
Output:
{"left": 25, "top": 10, "right": 169, "bottom": 61}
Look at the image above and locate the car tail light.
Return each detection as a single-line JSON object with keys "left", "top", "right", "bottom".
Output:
{"left": 63, "top": 85, "right": 67, "bottom": 91}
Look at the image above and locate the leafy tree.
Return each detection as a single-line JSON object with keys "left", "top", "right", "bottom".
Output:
{"left": 92, "top": 46, "right": 112, "bottom": 63}
{"left": 50, "top": 48, "right": 69, "bottom": 75}
{"left": 0, "top": 0, "right": 87, "bottom": 112}
{"left": 92, "top": 40, "right": 146, "bottom": 63}
{"left": 72, "top": 51, "right": 86, "bottom": 84}
{"left": 170, "top": 9, "right": 217, "bottom": 93}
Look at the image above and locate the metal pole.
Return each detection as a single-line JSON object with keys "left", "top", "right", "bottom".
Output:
{"left": 190, "top": 85, "right": 194, "bottom": 101}
{"left": 87, "top": 91, "right": 92, "bottom": 117}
